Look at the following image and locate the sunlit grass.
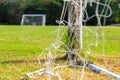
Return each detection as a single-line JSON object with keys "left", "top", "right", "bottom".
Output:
{"left": 0, "top": 25, "right": 120, "bottom": 80}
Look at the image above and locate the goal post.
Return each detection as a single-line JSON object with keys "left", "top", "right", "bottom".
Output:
{"left": 21, "top": 14, "right": 46, "bottom": 26}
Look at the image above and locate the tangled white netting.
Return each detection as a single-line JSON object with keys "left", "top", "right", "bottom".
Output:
{"left": 25, "top": 0, "right": 120, "bottom": 80}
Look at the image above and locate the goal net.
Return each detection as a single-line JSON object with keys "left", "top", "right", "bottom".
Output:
{"left": 21, "top": 14, "right": 46, "bottom": 26}
{"left": 22, "top": 0, "right": 120, "bottom": 80}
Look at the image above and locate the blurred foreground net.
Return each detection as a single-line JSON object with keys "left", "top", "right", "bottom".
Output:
{"left": 23, "top": 0, "right": 120, "bottom": 80}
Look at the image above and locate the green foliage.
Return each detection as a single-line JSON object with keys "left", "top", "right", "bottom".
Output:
{"left": 0, "top": 0, "right": 120, "bottom": 25}
{"left": 0, "top": 0, "right": 63, "bottom": 25}
{"left": 110, "top": 1, "right": 120, "bottom": 24}
{"left": 0, "top": 2, "right": 10, "bottom": 24}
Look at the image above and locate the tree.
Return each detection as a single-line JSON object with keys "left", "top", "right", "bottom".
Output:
{"left": 0, "top": 0, "right": 63, "bottom": 25}
{"left": 0, "top": 0, "right": 119, "bottom": 25}
{"left": 0, "top": 2, "right": 10, "bottom": 24}
{"left": 20, "top": 0, "right": 63, "bottom": 25}
{"left": 110, "top": 0, "right": 120, "bottom": 24}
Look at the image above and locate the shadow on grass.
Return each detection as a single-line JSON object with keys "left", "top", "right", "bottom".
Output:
{"left": 0, "top": 58, "right": 67, "bottom": 65}
{"left": 0, "top": 60, "right": 45, "bottom": 64}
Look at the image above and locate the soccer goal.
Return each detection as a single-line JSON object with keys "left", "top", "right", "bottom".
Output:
{"left": 21, "top": 14, "right": 46, "bottom": 26}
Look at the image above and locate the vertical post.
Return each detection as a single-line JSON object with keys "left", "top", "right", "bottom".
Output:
{"left": 62, "top": 0, "right": 84, "bottom": 60}
{"left": 118, "top": 3, "right": 120, "bottom": 8}
{"left": 42, "top": 15, "right": 46, "bottom": 26}
{"left": 79, "top": 0, "right": 83, "bottom": 50}
{"left": 21, "top": 15, "right": 24, "bottom": 25}
{"left": 68, "top": 1, "right": 71, "bottom": 27}
{"left": 67, "top": 0, "right": 83, "bottom": 51}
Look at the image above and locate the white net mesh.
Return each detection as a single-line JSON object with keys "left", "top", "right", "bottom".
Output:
{"left": 21, "top": 14, "right": 46, "bottom": 26}
{"left": 25, "top": 0, "right": 120, "bottom": 80}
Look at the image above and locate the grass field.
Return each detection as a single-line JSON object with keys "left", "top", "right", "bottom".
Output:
{"left": 0, "top": 25, "right": 120, "bottom": 80}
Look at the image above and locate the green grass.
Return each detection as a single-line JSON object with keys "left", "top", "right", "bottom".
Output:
{"left": 104, "top": 27, "right": 120, "bottom": 55}
{"left": 0, "top": 25, "right": 57, "bottom": 59}
{"left": 95, "top": 27, "right": 120, "bottom": 56}
{"left": 0, "top": 25, "right": 120, "bottom": 80}
{"left": 0, "top": 25, "right": 58, "bottom": 79}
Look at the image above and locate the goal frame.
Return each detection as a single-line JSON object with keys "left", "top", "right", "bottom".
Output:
{"left": 21, "top": 14, "right": 46, "bottom": 26}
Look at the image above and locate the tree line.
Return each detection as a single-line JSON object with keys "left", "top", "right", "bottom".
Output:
{"left": 0, "top": 0, "right": 119, "bottom": 25}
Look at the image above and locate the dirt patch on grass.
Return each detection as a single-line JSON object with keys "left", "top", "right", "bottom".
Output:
{"left": 24, "top": 56, "right": 120, "bottom": 80}
{"left": 93, "top": 56, "right": 120, "bottom": 75}
{"left": 1, "top": 56, "right": 120, "bottom": 80}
